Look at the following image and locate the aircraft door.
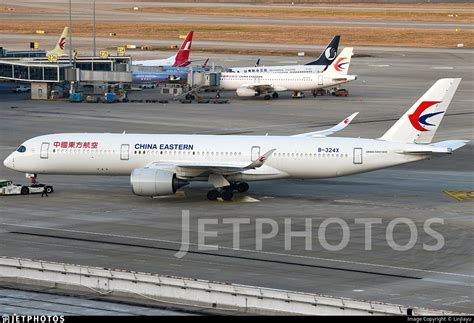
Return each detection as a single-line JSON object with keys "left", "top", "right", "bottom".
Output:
{"left": 40, "top": 142, "right": 49, "bottom": 159}
{"left": 251, "top": 146, "right": 260, "bottom": 162}
{"left": 120, "top": 144, "right": 129, "bottom": 160}
{"left": 353, "top": 147, "right": 363, "bottom": 164}
{"left": 318, "top": 74, "right": 324, "bottom": 86}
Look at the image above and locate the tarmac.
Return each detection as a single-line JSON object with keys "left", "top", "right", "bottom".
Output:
{"left": 2, "top": 0, "right": 473, "bottom": 29}
{"left": 0, "top": 45, "right": 473, "bottom": 314}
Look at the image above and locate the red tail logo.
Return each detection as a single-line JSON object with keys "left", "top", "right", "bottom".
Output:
{"left": 408, "top": 101, "right": 442, "bottom": 132}
{"left": 58, "top": 37, "right": 66, "bottom": 50}
{"left": 173, "top": 31, "right": 193, "bottom": 67}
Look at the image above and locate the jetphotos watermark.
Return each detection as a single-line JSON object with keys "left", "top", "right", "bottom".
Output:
{"left": 1, "top": 315, "right": 64, "bottom": 323}
{"left": 175, "top": 210, "right": 445, "bottom": 258}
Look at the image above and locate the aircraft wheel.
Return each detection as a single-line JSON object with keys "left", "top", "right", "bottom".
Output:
{"left": 237, "top": 182, "right": 249, "bottom": 193}
{"left": 264, "top": 95, "right": 271, "bottom": 100}
{"left": 272, "top": 92, "right": 279, "bottom": 99}
{"left": 20, "top": 186, "right": 29, "bottom": 195}
{"left": 221, "top": 190, "right": 234, "bottom": 201}
{"left": 207, "top": 190, "right": 219, "bottom": 201}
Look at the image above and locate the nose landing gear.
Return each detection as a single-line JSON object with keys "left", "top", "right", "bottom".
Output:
{"left": 207, "top": 182, "right": 250, "bottom": 201}
{"left": 26, "top": 173, "right": 38, "bottom": 184}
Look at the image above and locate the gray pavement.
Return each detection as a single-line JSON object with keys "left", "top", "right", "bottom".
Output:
{"left": 0, "top": 49, "right": 473, "bottom": 314}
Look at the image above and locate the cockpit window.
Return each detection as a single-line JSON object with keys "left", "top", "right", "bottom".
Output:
{"left": 16, "top": 145, "right": 26, "bottom": 153}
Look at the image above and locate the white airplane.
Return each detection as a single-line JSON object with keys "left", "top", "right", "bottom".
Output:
{"left": 133, "top": 31, "right": 193, "bottom": 67}
{"left": 46, "top": 27, "right": 69, "bottom": 58}
{"left": 219, "top": 47, "right": 357, "bottom": 99}
{"left": 228, "top": 35, "right": 340, "bottom": 74}
{"left": 3, "top": 79, "right": 467, "bottom": 201}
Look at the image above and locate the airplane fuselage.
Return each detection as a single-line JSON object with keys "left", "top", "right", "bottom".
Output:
{"left": 228, "top": 65, "right": 326, "bottom": 74}
{"left": 219, "top": 72, "right": 357, "bottom": 92}
{"left": 4, "top": 133, "right": 429, "bottom": 182}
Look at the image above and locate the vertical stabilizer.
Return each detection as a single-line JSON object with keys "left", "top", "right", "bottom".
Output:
{"left": 379, "top": 78, "right": 462, "bottom": 144}
{"left": 324, "top": 47, "right": 353, "bottom": 75}
{"left": 47, "top": 27, "right": 69, "bottom": 57}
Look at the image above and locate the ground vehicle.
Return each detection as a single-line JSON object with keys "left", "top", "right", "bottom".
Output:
{"left": 139, "top": 83, "right": 156, "bottom": 89}
{"left": 13, "top": 85, "right": 31, "bottom": 93}
{"left": 333, "top": 88, "right": 349, "bottom": 96}
{"left": 0, "top": 179, "right": 53, "bottom": 195}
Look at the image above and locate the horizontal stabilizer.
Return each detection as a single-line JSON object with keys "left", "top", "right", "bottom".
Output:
{"left": 430, "top": 140, "right": 469, "bottom": 151}
{"left": 397, "top": 140, "right": 469, "bottom": 155}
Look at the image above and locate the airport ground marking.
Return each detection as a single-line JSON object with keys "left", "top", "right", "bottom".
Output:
{"left": 445, "top": 191, "right": 474, "bottom": 202}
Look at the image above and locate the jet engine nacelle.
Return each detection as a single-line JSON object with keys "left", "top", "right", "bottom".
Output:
{"left": 130, "top": 168, "right": 188, "bottom": 196}
{"left": 236, "top": 87, "right": 258, "bottom": 97}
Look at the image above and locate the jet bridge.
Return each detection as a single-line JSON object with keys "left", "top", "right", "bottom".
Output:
{"left": 0, "top": 60, "right": 71, "bottom": 83}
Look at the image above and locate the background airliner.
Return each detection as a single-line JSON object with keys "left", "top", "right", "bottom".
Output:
{"left": 46, "top": 26, "right": 69, "bottom": 58}
{"left": 228, "top": 35, "right": 340, "bottom": 74}
{"left": 132, "top": 61, "right": 210, "bottom": 84}
{"left": 220, "top": 47, "right": 356, "bottom": 99}
{"left": 133, "top": 31, "right": 194, "bottom": 67}
{"left": 3, "top": 79, "right": 466, "bottom": 201}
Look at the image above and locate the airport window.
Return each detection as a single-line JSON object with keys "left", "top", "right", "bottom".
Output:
{"left": 29, "top": 66, "right": 43, "bottom": 80}
{"left": 0, "top": 63, "right": 13, "bottom": 77}
{"left": 76, "top": 62, "right": 92, "bottom": 71}
{"left": 44, "top": 67, "right": 58, "bottom": 81}
{"left": 93, "top": 62, "right": 112, "bottom": 71}
{"left": 13, "top": 65, "right": 28, "bottom": 79}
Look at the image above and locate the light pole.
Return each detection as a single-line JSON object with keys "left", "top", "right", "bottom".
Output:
{"left": 69, "top": 0, "right": 72, "bottom": 64}
{"left": 93, "top": 0, "right": 96, "bottom": 57}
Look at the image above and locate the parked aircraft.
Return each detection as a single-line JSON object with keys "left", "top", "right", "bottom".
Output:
{"left": 228, "top": 35, "right": 340, "bottom": 74}
{"left": 132, "top": 61, "right": 210, "bottom": 84}
{"left": 3, "top": 79, "right": 466, "bottom": 201}
{"left": 133, "top": 31, "right": 193, "bottom": 67}
{"left": 220, "top": 47, "right": 356, "bottom": 99}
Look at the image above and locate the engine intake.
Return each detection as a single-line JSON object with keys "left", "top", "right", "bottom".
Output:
{"left": 236, "top": 87, "right": 258, "bottom": 97}
{"left": 130, "top": 168, "right": 188, "bottom": 196}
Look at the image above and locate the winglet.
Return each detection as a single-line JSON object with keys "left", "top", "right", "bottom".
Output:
{"left": 246, "top": 149, "right": 276, "bottom": 169}
{"left": 292, "top": 112, "right": 359, "bottom": 138}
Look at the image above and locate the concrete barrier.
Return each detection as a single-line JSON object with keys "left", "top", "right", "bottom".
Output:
{"left": 0, "top": 257, "right": 464, "bottom": 315}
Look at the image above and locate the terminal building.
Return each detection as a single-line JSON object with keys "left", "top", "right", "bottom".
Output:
{"left": 0, "top": 54, "right": 132, "bottom": 100}
{"left": 0, "top": 48, "right": 221, "bottom": 101}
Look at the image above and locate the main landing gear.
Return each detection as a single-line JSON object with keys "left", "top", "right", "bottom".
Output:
{"left": 207, "top": 182, "right": 250, "bottom": 201}
{"left": 263, "top": 92, "right": 279, "bottom": 100}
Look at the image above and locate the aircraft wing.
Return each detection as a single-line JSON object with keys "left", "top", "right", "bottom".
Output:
{"left": 292, "top": 112, "right": 359, "bottom": 138}
{"left": 145, "top": 149, "right": 277, "bottom": 177}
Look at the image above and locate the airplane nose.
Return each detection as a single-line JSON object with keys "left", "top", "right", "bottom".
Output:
{"left": 3, "top": 154, "right": 14, "bottom": 169}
